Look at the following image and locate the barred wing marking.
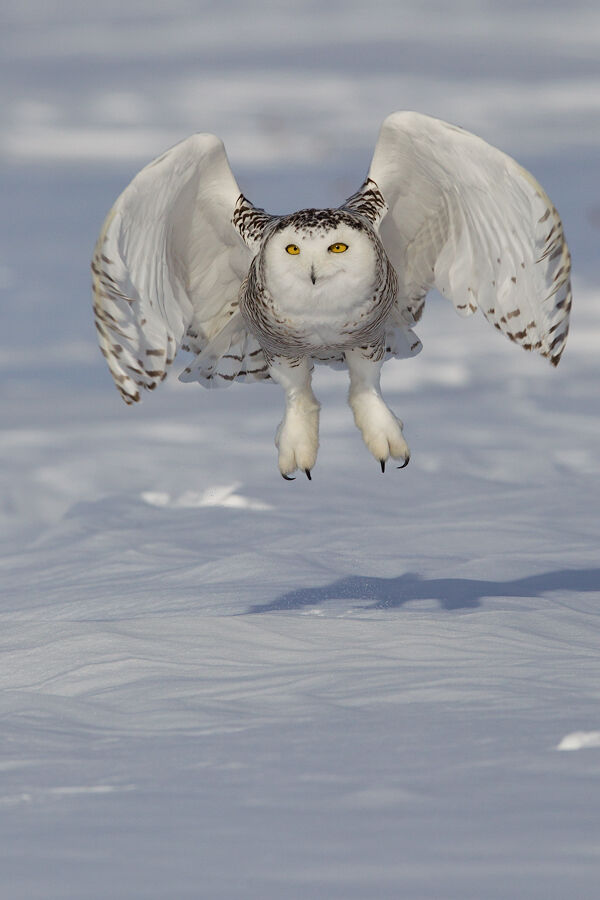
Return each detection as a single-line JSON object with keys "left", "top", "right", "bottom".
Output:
{"left": 369, "top": 111, "right": 571, "bottom": 364}
{"left": 92, "top": 134, "right": 252, "bottom": 403}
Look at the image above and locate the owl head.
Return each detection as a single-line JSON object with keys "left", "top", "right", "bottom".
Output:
{"left": 233, "top": 181, "right": 389, "bottom": 304}
{"left": 260, "top": 208, "right": 380, "bottom": 303}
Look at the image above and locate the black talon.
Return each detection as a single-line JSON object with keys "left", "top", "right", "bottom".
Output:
{"left": 380, "top": 459, "right": 386, "bottom": 473}
{"left": 305, "top": 469, "right": 312, "bottom": 480}
{"left": 397, "top": 456, "right": 410, "bottom": 469}
{"left": 281, "top": 473, "right": 295, "bottom": 481}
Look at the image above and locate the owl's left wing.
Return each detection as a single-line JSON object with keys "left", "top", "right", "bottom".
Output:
{"left": 368, "top": 111, "right": 571, "bottom": 365}
{"left": 92, "top": 134, "right": 255, "bottom": 403}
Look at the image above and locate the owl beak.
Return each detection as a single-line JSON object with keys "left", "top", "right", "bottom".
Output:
{"left": 310, "top": 265, "right": 316, "bottom": 285}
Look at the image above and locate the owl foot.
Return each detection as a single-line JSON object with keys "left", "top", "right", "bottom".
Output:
{"left": 269, "top": 355, "right": 320, "bottom": 479}
{"left": 345, "top": 347, "right": 410, "bottom": 469}
{"left": 349, "top": 390, "right": 410, "bottom": 467}
{"left": 275, "top": 405, "right": 320, "bottom": 479}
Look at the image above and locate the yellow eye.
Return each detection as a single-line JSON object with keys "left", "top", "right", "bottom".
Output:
{"left": 286, "top": 244, "right": 300, "bottom": 255}
{"left": 329, "top": 242, "right": 348, "bottom": 253}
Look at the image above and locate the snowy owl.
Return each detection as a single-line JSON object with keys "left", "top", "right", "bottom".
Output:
{"left": 92, "top": 112, "right": 571, "bottom": 479}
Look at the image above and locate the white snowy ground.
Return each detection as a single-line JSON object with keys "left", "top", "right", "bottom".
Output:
{"left": 1, "top": 2, "right": 600, "bottom": 898}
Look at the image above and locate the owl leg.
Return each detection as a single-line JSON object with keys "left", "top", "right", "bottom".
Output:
{"left": 345, "top": 346, "right": 410, "bottom": 469}
{"left": 268, "top": 356, "right": 320, "bottom": 479}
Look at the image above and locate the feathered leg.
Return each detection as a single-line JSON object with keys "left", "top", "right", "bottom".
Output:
{"left": 345, "top": 346, "right": 410, "bottom": 469}
{"left": 269, "top": 356, "right": 320, "bottom": 479}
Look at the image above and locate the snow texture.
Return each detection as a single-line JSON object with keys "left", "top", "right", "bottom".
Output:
{"left": 1, "top": 2, "right": 600, "bottom": 898}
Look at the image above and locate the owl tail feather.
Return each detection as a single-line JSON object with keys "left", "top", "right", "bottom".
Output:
{"left": 385, "top": 326, "right": 423, "bottom": 359}
{"left": 178, "top": 315, "right": 271, "bottom": 388}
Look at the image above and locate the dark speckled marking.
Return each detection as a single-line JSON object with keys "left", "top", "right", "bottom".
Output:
{"left": 274, "top": 207, "right": 364, "bottom": 235}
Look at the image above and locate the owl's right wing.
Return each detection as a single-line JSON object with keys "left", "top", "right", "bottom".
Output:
{"left": 92, "top": 134, "right": 256, "bottom": 403}
{"left": 368, "top": 112, "right": 571, "bottom": 365}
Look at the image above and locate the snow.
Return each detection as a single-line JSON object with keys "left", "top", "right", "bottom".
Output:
{"left": 1, "top": 1, "right": 600, "bottom": 897}
{"left": 558, "top": 731, "right": 600, "bottom": 751}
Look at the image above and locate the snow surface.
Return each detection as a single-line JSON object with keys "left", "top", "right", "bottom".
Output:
{"left": 1, "top": 1, "right": 600, "bottom": 897}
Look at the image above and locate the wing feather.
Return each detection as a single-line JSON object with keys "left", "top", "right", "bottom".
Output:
{"left": 91, "top": 134, "right": 253, "bottom": 403}
{"left": 369, "top": 111, "right": 572, "bottom": 365}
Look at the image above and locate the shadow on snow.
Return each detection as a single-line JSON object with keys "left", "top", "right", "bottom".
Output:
{"left": 247, "top": 568, "right": 600, "bottom": 614}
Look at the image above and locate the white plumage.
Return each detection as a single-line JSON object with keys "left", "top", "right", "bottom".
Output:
{"left": 92, "top": 112, "right": 571, "bottom": 478}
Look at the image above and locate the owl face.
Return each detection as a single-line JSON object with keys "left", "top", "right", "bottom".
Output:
{"left": 262, "top": 215, "right": 379, "bottom": 308}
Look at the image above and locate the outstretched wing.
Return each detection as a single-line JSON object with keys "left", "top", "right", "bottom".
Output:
{"left": 368, "top": 111, "right": 572, "bottom": 365}
{"left": 92, "top": 134, "right": 260, "bottom": 403}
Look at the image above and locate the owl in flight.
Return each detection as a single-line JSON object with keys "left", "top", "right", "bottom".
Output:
{"left": 92, "top": 112, "right": 571, "bottom": 479}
